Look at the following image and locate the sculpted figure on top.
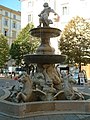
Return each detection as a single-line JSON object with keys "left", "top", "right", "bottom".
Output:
{"left": 38, "top": 2, "right": 59, "bottom": 27}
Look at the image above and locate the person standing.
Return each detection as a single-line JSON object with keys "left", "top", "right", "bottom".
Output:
{"left": 78, "top": 70, "right": 85, "bottom": 85}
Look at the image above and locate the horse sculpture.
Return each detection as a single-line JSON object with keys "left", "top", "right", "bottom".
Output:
{"left": 16, "top": 73, "right": 33, "bottom": 102}
{"left": 16, "top": 72, "right": 47, "bottom": 102}
{"left": 63, "top": 73, "right": 84, "bottom": 100}
{"left": 54, "top": 72, "right": 84, "bottom": 100}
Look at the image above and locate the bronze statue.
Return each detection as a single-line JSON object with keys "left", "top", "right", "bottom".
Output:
{"left": 38, "top": 2, "right": 59, "bottom": 27}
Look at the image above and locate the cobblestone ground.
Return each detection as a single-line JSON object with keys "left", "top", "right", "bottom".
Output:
{"left": 0, "top": 78, "right": 19, "bottom": 87}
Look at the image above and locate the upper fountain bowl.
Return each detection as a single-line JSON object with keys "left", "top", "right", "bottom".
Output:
{"left": 30, "top": 27, "right": 61, "bottom": 38}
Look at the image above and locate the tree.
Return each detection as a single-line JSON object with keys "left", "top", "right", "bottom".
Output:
{"left": 10, "top": 23, "right": 40, "bottom": 65}
{"left": 58, "top": 16, "right": 90, "bottom": 69}
{"left": 0, "top": 34, "right": 9, "bottom": 67}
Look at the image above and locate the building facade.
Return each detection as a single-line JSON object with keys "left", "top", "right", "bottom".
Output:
{"left": 58, "top": 0, "right": 90, "bottom": 30}
{"left": 0, "top": 5, "right": 21, "bottom": 46}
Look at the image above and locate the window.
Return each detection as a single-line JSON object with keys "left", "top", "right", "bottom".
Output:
{"left": 4, "top": 29, "right": 8, "bottom": 36}
{"left": 12, "top": 22, "right": 16, "bottom": 29}
{"left": 0, "top": 9, "right": 2, "bottom": 14}
{"left": 4, "top": 18, "right": 8, "bottom": 26}
{"left": 28, "top": 14, "right": 32, "bottom": 22}
{"left": 13, "top": 14, "right": 16, "bottom": 19}
{"left": 28, "top": 0, "right": 33, "bottom": 7}
{"left": 5, "top": 11, "right": 8, "bottom": 16}
{"left": 62, "top": 6, "right": 68, "bottom": 15}
{"left": 12, "top": 31, "right": 16, "bottom": 38}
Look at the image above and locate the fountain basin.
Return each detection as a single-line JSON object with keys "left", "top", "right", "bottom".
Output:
{"left": 24, "top": 54, "right": 66, "bottom": 64}
{"left": 0, "top": 100, "right": 90, "bottom": 119}
{"left": 30, "top": 27, "right": 61, "bottom": 38}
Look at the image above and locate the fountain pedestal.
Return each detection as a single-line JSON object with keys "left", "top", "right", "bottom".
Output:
{"left": 24, "top": 27, "right": 66, "bottom": 64}
{"left": 23, "top": 27, "right": 66, "bottom": 100}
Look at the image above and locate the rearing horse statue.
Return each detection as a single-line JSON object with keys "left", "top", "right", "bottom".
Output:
{"left": 16, "top": 73, "right": 33, "bottom": 102}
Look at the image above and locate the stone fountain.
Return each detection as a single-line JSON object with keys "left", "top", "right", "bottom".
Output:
{"left": 0, "top": 2, "right": 90, "bottom": 120}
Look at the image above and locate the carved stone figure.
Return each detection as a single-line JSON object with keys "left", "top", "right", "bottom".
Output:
{"left": 43, "top": 64, "right": 63, "bottom": 90}
{"left": 31, "top": 64, "right": 62, "bottom": 101}
{"left": 38, "top": 2, "right": 59, "bottom": 27}
{"left": 15, "top": 73, "right": 46, "bottom": 102}
{"left": 63, "top": 73, "right": 84, "bottom": 100}
{"left": 16, "top": 73, "right": 33, "bottom": 102}
{"left": 32, "top": 72, "right": 45, "bottom": 90}
{"left": 54, "top": 72, "right": 84, "bottom": 100}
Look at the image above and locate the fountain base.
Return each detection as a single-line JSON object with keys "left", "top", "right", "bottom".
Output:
{"left": 0, "top": 100, "right": 90, "bottom": 120}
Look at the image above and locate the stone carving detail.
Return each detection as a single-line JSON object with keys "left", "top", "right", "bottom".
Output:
{"left": 54, "top": 73, "right": 84, "bottom": 100}
{"left": 16, "top": 73, "right": 33, "bottom": 102}
{"left": 8, "top": 73, "right": 46, "bottom": 102}
{"left": 7, "top": 70, "right": 84, "bottom": 102}
{"left": 63, "top": 73, "right": 84, "bottom": 100}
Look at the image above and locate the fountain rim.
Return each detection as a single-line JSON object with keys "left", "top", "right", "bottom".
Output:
{"left": 30, "top": 27, "right": 62, "bottom": 38}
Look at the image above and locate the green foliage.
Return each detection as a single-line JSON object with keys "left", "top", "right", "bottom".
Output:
{"left": 0, "top": 34, "right": 9, "bottom": 67}
{"left": 59, "top": 16, "right": 90, "bottom": 66}
{"left": 17, "top": 23, "right": 34, "bottom": 42}
{"left": 9, "top": 42, "right": 21, "bottom": 65}
{"left": 10, "top": 23, "right": 40, "bottom": 65}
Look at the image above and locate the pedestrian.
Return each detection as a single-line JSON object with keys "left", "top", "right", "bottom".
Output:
{"left": 78, "top": 70, "right": 85, "bottom": 85}
{"left": 82, "top": 70, "right": 87, "bottom": 83}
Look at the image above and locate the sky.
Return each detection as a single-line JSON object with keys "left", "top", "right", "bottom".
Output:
{"left": 0, "top": 0, "right": 21, "bottom": 11}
